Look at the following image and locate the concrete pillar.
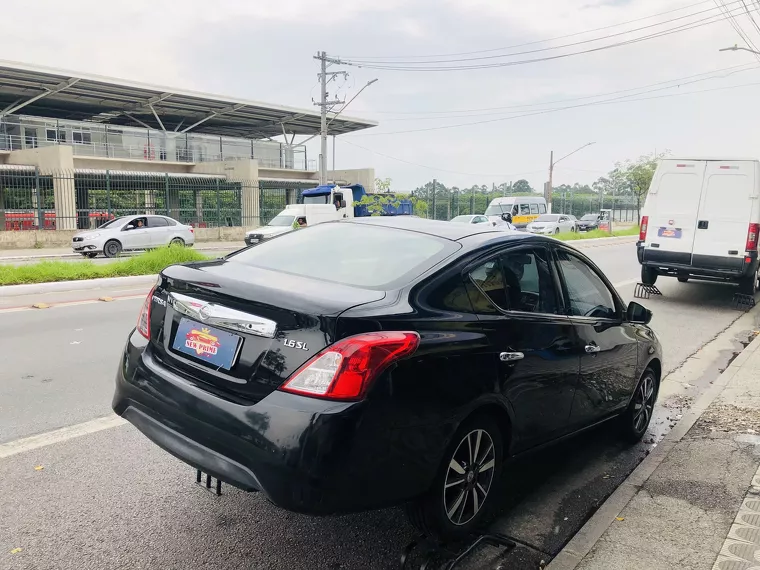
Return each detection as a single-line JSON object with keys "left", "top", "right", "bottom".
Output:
{"left": 8, "top": 146, "right": 76, "bottom": 230}
{"left": 327, "top": 168, "right": 376, "bottom": 191}
{"left": 192, "top": 159, "right": 259, "bottom": 229}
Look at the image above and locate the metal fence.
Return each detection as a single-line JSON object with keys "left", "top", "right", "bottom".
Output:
{"left": 0, "top": 168, "right": 295, "bottom": 231}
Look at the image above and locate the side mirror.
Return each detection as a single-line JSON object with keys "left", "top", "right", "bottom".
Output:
{"left": 123, "top": 225, "right": 134, "bottom": 231}
{"left": 626, "top": 301, "right": 652, "bottom": 324}
{"left": 492, "top": 221, "right": 497, "bottom": 226}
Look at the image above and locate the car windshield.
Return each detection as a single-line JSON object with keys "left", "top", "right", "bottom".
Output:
{"left": 97, "top": 217, "right": 128, "bottom": 229}
{"left": 535, "top": 214, "right": 560, "bottom": 222}
{"left": 268, "top": 215, "right": 296, "bottom": 227}
{"left": 302, "top": 194, "right": 330, "bottom": 205}
{"left": 581, "top": 214, "right": 598, "bottom": 221}
{"left": 484, "top": 204, "right": 511, "bottom": 216}
{"left": 228, "top": 223, "right": 453, "bottom": 289}
{"left": 450, "top": 216, "right": 473, "bottom": 223}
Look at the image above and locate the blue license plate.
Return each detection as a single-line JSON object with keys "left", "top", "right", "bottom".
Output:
{"left": 657, "top": 227, "right": 682, "bottom": 238}
{"left": 172, "top": 318, "right": 241, "bottom": 370}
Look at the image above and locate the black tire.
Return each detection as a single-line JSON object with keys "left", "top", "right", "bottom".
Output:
{"left": 85, "top": 252, "right": 98, "bottom": 258}
{"left": 620, "top": 368, "right": 658, "bottom": 443}
{"left": 169, "top": 237, "right": 185, "bottom": 247}
{"left": 641, "top": 266, "right": 658, "bottom": 286}
{"left": 738, "top": 265, "right": 759, "bottom": 295}
{"left": 405, "top": 415, "right": 503, "bottom": 541}
{"left": 554, "top": 228, "right": 560, "bottom": 235}
{"left": 677, "top": 277, "right": 689, "bottom": 283}
{"left": 103, "top": 240, "right": 122, "bottom": 258}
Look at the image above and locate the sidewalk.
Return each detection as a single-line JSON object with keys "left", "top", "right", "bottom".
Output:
{"left": 548, "top": 324, "right": 760, "bottom": 570}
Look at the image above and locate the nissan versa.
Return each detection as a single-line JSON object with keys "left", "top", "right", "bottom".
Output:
{"left": 113, "top": 217, "right": 662, "bottom": 539}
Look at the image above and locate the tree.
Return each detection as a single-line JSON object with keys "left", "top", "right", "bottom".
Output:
{"left": 512, "top": 179, "right": 534, "bottom": 194}
{"left": 356, "top": 193, "right": 401, "bottom": 216}
{"left": 375, "top": 177, "right": 392, "bottom": 193}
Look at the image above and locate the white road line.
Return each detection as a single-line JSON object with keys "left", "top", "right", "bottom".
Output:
{"left": 0, "top": 415, "right": 127, "bottom": 459}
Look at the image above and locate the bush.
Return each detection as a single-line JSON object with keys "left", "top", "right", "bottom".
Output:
{"left": 555, "top": 225, "right": 640, "bottom": 241}
{"left": 0, "top": 245, "right": 210, "bottom": 285}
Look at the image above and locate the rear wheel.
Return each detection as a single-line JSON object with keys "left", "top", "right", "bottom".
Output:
{"left": 641, "top": 266, "right": 658, "bottom": 286}
{"left": 738, "top": 265, "right": 759, "bottom": 295}
{"left": 620, "top": 368, "right": 658, "bottom": 443}
{"left": 405, "top": 415, "right": 503, "bottom": 541}
{"left": 103, "top": 240, "right": 122, "bottom": 258}
{"left": 677, "top": 277, "right": 689, "bottom": 283}
{"left": 169, "top": 237, "right": 185, "bottom": 247}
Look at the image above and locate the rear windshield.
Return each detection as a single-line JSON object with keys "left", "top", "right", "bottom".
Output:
{"left": 227, "top": 222, "right": 454, "bottom": 289}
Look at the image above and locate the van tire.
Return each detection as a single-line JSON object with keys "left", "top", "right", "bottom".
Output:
{"left": 641, "top": 266, "right": 658, "bottom": 286}
{"left": 738, "top": 266, "right": 759, "bottom": 295}
{"left": 677, "top": 277, "right": 689, "bottom": 283}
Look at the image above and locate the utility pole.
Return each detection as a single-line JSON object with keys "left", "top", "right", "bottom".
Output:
{"left": 314, "top": 51, "right": 347, "bottom": 185}
{"left": 548, "top": 150, "right": 554, "bottom": 213}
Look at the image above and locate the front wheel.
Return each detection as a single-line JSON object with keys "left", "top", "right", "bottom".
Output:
{"left": 103, "top": 240, "right": 122, "bottom": 258}
{"left": 405, "top": 416, "right": 503, "bottom": 541}
{"left": 554, "top": 228, "right": 560, "bottom": 235}
{"left": 620, "top": 368, "right": 658, "bottom": 443}
{"left": 641, "top": 266, "right": 658, "bottom": 286}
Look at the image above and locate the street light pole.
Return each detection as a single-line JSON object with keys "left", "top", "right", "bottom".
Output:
{"left": 719, "top": 44, "right": 760, "bottom": 55}
{"left": 547, "top": 142, "right": 595, "bottom": 214}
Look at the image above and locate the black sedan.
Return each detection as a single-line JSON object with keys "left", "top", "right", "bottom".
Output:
{"left": 577, "top": 214, "right": 602, "bottom": 231}
{"left": 113, "top": 217, "right": 661, "bottom": 540}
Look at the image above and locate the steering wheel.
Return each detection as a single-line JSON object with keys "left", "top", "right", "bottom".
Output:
{"left": 585, "top": 304, "right": 612, "bottom": 318}
{"left": 520, "top": 291, "right": 540, "bottom": 312}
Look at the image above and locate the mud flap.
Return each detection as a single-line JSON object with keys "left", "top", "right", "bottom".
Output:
{"left": 196, "top": 469, "right": 222, "bottom": 496}
{"left": 634, "top": 283, "right": 662, "bottom": 300}
{"left": 732, "top": 293, "right": 756, "bottom": 311}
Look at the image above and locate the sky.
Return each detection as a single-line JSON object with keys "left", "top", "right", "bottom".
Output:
{"left": 2, "top": 0, "right": 760, "bottom": 192}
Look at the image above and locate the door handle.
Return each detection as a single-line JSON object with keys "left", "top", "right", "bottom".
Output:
{"left": 585, "top": 344, "right": 601, "bottom": 354}
{"left": 500, "top": 351, "right": 524, "bottom": 362}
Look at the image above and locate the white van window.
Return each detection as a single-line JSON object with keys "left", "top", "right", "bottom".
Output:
{"left": 530, "top": 203, "right": 539, "bottom": 214}
{"left": 538, "top": 203, "right": 547, "bottom": 214}
{"left": 520, "top": 204, "right": 531, "bottom": 215}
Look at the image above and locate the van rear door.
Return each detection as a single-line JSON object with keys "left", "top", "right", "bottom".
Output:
{"left": 691, "top": 161, "right": 755, "bottom": 263}
{"left": 644, "top": 161, "right": 705, "bottom": 261}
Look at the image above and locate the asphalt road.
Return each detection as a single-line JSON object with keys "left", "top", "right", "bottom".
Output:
{"left": 0, "top": 239, "right": 754, "bottom": 570}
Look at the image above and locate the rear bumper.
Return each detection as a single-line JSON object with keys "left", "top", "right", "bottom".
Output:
{"left": 112, "top": 330, "right": 437, "bottom": 514}
{"left": 637, "top": 244, "right": 757, "bottom": 279}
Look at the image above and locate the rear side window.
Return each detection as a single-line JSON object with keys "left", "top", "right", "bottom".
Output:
{"left": 147, "top": 216, "right": 169, "bottom": 228}
{"left": 530, "top": 204, "right": 539, "bottom": 214}
{"left": 228, "top": 223, "right": 453, "bottom": 289}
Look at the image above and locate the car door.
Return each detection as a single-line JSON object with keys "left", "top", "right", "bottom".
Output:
{"left": 120, "top": 216, "right": 151, "bottom": 250}
{"left": 146, "top": 216, "right": 171, "bottom": 246}
{"left": 558, "top": 216, "right": 571, "bottom": 232}
{"left": 466, "top": 245, "right": 579, "bottom": 450}
{"left": 552, "top": 247, "right": 639, "bottom": 428}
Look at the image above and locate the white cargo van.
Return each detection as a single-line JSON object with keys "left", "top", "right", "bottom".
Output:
{"left": 637, "top": 158, "right": 760, "bottom": 294}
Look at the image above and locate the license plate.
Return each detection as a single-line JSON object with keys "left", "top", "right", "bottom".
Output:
{"left": 172, "top": 318, "right": 241, "bottom": 370}
{"left": 658, "top": 227, "right": 682, "bottom": 238}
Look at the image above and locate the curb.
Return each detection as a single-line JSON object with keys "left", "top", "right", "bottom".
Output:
{"left": 0, "top": 244, "right": 240, "bottom": 262}
{"left": 546, "top": 311, "right": 760, "bottom": 570}
{"left": 0, "top": 274, "right": 158, "bottom": 298}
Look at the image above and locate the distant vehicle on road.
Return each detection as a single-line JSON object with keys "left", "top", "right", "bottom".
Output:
{"left": 526, "top": 214, "right": 576, "bottom": 235}
{"left": 114, "top": 217, "right": 661, "bottom": 541}
{"left": 577, "top": 213, "right": 602, "bottom": 231}
{"left": 72, "top": 214, "right": 195, "bottom": 258}
{"left": 484, "top": 196, "right": 547, "bottom": 229}
{"left": 450, "top": 214, "right": 491, "bottom": 225}
{"left": 637, "top": 158, "right": 760, "bottom": 294}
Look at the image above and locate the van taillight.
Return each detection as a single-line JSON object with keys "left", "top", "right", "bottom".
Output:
{"left": 746, "top": 223, "right": 760, "bottom": 252}
{"left": 640, "top": 216, "right": 649, "bottom": 241}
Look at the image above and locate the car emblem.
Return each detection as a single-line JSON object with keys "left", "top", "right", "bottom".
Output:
{"left": 199, "top": 305, "right": 211, "bottom": 321}
{"left": 668, "top": 220, "right": 674, "bottom": 225}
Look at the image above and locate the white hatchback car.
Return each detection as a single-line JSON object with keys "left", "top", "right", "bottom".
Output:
{"left": 72, "top": 214, "right": 195, "bottom": 258}
{"left": 450, "top": 215, "right": 493, "bottom": 225}
{"left": 526, "top": 214, "right": 577, "bottom": 235}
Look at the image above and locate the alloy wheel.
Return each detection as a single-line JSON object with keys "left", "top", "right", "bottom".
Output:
{"left": 443, "top": 429, "right": 496, "bottom": 526}
{"left": 632, "top": 374, "right": 655, "bottom": 434}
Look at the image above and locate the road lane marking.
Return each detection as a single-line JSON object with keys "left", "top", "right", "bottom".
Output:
{"left": 0, "top": 415, "right": 127, "bottom": 459}
{"left": 0, "top": 293, "right": 145, "bottom": 313}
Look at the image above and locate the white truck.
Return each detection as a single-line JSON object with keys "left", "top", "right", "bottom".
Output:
{"left": 244, "top": 184, "right": 412, "bottom": 246}
{"left": 637, "top": 157, "right": 760, "bottom": 295}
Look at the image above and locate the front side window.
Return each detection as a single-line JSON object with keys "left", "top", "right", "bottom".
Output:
{"left": 538, "top": 203, "right": 547, "bottom": 214}
{"left": 520, "top": 204, "right": 531, "bottom": 215}
{"left": 468, "top": 248, "right": 558, "bottom": 314}
{"left": 556, "top": 250, "right": 617, "bottom": 319}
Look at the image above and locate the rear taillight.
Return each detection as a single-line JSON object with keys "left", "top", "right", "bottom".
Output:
{"left": 639, "top": 216, "right": 649, "bottom": 241}
{"left": 189, "top": 226, "right": 194, "bottom": 233}
{"left": 746, "top": 223, "right": 760, "bottom": 252}
{"left": 279, "top": 331, "right": 420, "bottom": 401}
{"left": 137, "top": 285, "right": 157, "bottom": 339}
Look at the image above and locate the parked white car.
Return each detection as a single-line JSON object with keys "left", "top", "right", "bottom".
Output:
{"left": 450, "top": 215, "right": 492, "bottom": 225}
{"left": 72, "top": 214, "right": 195, "bottom": 258}
{"left": 526, "top": 214, "right": 577, "bottom": 235}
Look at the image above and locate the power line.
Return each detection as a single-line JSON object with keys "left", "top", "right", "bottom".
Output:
{"left": 349, "top": 77, "right": 760, "bottom": 136}
{"left": 339, "top": 0, "right": 717, "bottom": 60}
{"left": 714, "top": 0, "right": 760, "bottom": 56}
{"left": 373, "top": 63, "right": 760, "bottom": 121}
{"left": 336, "top": 3, "right": 756, "bottom": 72}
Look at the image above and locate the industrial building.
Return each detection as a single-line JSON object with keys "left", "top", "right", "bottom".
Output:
{"left": 0, "top": 60, "right": 377, "bottom": 238}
